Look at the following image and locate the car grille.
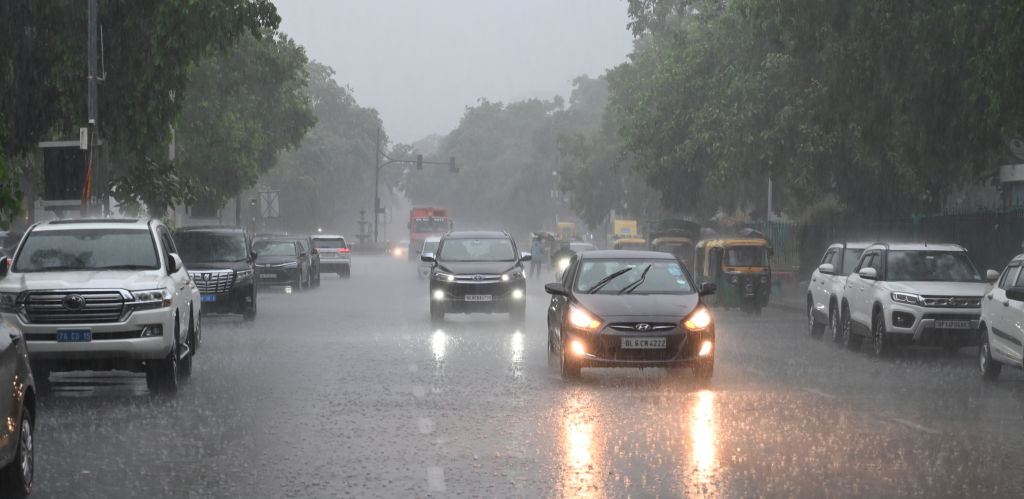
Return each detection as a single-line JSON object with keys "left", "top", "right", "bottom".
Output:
{"left": 189, "top": 270, "right": 235, "bottom": 294}
{"left": 920, "top": 296, "right": 982, "bottom": 308}
{"left": 609, "top": 323, "right": 677, "bottom": 332}
{"left": 445, "top": 281, "right": 509, "bottom": 297}
{"left": 922, "top": 313, "right": 981, "bottom": 321}
{"left": 23, "top": 290, "right": 126, "bottom": 324}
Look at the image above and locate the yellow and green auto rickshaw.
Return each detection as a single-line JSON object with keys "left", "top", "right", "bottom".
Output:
{"left": 650, "top": 236, "right": 694, "bottom": 266}
{"left": 612, "top": 237, "right": 648, "bottom": 251}
{"left": 693, "top": 237, "right": 772, "bottom": 314}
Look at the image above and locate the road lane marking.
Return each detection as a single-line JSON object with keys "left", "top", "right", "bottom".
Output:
{"left": 889, "top": 417, "right": 941, "bottom": 435}
{"left": 427, "top": 466, "right": 446, "bottom": 492}
{"left": 804, "top": 388, "right": 836, "bottom": 399}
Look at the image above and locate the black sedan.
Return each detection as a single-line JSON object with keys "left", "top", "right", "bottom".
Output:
{"left": 0, "top": 317, "right": 36, "bottom": 497}
{"left": 544, "top": 250, "right": 716, "bottom": 380}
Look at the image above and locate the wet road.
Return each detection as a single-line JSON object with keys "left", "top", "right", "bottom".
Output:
{"left": 32, "top": 255, "right": 1024, "bottom": 497}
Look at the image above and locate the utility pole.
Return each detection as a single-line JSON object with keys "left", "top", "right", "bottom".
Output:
{"left": 85, "top": 0, "right": 98, "bottom": 217}
{"left": 373, "top": 127, "right": 382, "bottom": 244}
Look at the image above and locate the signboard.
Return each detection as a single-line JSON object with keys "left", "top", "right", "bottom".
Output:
{"left": 40, "top": 143, "right": 88, "bottom": 201}
{"left": 259, "top": 191, "right": 279, "bottom": 218}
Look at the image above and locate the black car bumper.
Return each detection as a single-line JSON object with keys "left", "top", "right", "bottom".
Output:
{"left": 564, "top": 325, "right": 714, "bottom": 368}
{"left": 431, "top": 280, "right": 526, "bottom": 313}
{"left": 256, "top": 267, "right": 300, "bottom": 285}
{"left": 199, "top": 282, "right": 255, "bottom": 315}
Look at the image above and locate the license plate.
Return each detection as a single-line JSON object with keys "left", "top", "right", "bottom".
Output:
{"left": 465, "top": 294, "right": 492, "bottom": 302}
{"left": 259, "top": 273, "right": 276, "bottom": 279}
{"left": 935, "top": 320, "right": 971, "bottom": 329}
{"left": 201, "top": 294, "right": 217, "bottom": 303}
{"left": 56, "top": 329, "right": 92, "bottom": 342}
{"left": 621, "top": 337, "right": 667, "bottom": 349}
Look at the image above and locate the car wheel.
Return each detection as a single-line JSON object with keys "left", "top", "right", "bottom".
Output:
{"left": 342, "top": 266, "right": 351, "bottom": 278}
{"left": 313, "top": 269, "right": 321, "bottom": 288}
{"left": 807, "top": 298, "right": 825, "bottom": 338}
{"left": 430, "top": 301, "right": 445, "bottom": 325}
{"left": 829, "top": 303, "right": 842, "bottom": 343}
{"left": 31, "top": 364, "right": 51, "bottom": 396}
{"left": 547, "top": 332, "right": 558, "bottom": 369}
{"left": 178, "top": 314, "right": 195, "bottom": 381}
{"left": 560, "top": 338, "right": 581, "bottom": 380}
{"left": 147, "top": 317, "right": 180, "bottom": 394}
{"left": 979, "top": 329, "right": 1002, "bottom": 381}
{"left": 0, "top": 406, "right": 33, "bottom": 498}
{"left": 871, "top": 311, "right": 890, "bottom": 357}
{"left": 841, "top": 308, "right": 862, "bottom": 350}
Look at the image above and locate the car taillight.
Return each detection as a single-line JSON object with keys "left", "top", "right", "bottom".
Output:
{"left": 339, "top": 248, "right": 350, "bottom": 253}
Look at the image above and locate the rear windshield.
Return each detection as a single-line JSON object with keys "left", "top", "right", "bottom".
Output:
{"left": 174, "top": 232, "right": 248, "bottom": 263}
{"left": 13, "top": 228, "right": 159, "bottom": 272}
{"left": 253, "top": 240, "right": 297, "bottom": 257}
{"left": 313, "top": 238, "right": 347, "bottom": 249}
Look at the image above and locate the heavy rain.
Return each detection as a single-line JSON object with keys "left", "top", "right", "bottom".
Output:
{"left": 2, "top": 1, "right": 1024, "bottom": 498}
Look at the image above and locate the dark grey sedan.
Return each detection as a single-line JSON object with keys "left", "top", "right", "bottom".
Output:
{"left": 0, "top": 315, "right": 36, "bottom": 497}
{"left": 544, "top": 250, "right": 716, "bottom": 381}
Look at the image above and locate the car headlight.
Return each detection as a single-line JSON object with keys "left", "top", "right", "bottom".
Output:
{"left": 433, "top": 270, "right": 456, "bottom": 282}
{"left": 891, "top": 292, "right": 922, "bottom": 305}
{"left": 236, "top": 269, "right": 253, "bottom": 279}
{"left": 132, "top": 289, "right": 173, "bottom": 309}
{"left": 276, "top": 262, "right": 298, "bottom": 269}
{"left": 558, "top": 258, "right": 571, "bottom": 272}
{"left": 568, "top": 305, "right": 601, "bottom": 330}
{"left": 502, "top": 269, "right": 525, "bottom": 281}
{"left": 0, "top": 292, "right": 21, "bottom": 313}
{"left": 684, "top": 307, "right": 713, "bottom": 331}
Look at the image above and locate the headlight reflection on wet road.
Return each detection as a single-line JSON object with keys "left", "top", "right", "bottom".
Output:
{"left": 431, "top": 329, "right": 447, "bottom": 362}
{"left": 689, "top": 389, "right": 718, "bottom": 493}
{"left": 561, "top": 394, "right": 604, "bottom": 498}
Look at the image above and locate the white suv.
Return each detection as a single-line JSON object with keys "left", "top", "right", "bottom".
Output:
{"left": 806, "top": 242, "right": 870, "bottom": 342}
{"left": 839, "top": 242, "right": 997, "bottom": 356}
{"left": 978, "top": 253, "right": 1024, "bottom": 380}
{"left": 0, "top": 219, "right": 201, "bottom": 393}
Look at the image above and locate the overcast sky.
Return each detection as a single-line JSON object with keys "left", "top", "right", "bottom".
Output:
{"left": 271, "top": 0, "right": 635, "bottom": 144}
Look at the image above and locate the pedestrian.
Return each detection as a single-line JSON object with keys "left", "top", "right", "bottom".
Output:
{"left": 530, "top": 237, "right": 545, "bottom": 278}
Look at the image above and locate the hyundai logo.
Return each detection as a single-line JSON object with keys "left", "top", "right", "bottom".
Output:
{"left": 635, "top": 323, "right": 652, "bottom": 332}
{"left": 62, "top": 294, "right": 86, "bottom": 311}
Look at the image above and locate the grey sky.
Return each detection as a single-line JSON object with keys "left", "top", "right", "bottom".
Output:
{"left": 271, "top": 0, "right": 635, "bottom": 144}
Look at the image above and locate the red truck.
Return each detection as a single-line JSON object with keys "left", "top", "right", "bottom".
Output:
{"left": 408, "top": 207, "right": 453, "bottom": 260}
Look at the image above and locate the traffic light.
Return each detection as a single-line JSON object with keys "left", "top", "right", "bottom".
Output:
{"left": 416, "top": 154, "right": 423, "bottom": 170}
{"left": 449, "top": 157, "right": 458, "bottom": 173}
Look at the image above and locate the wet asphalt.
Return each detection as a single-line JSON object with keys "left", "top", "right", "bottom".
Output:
{"left": 30, "top": 255, "right": 1024, "bottom": 498}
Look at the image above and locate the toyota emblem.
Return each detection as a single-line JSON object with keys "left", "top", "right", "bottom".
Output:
{"left": 473, "top": 274, "right": 484, "bottom": 281}
{"left": 62, "top": 294, "right": 86, "bottom": 311}
{"left": 635, "top": 323, "right": 651, "bottom": 332}
{"left": 202, "top": 273, "right": 212, "bottom": 282}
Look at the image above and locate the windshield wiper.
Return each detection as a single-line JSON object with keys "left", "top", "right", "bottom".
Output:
{"left": 586, "top": 267, "right": 633, "bottom": 294}
{"left": 618, "top": 264, "right": 652, "bottom": 295}
{"left": 94, "top": 264, "right": 154, "bottom": 270}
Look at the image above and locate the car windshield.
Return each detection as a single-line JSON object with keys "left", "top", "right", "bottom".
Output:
{"left": 313, "top": 238, "right": 346, "bottom": 249}
{"left": 886, "top": 250, "right": 982, "bottom": 282}
{"left": 725, "top": 245, "right": 768, "bottom": 267}
{"left": 439, "top": 238, "right": 515, "bottom": 261}
{"left": 174, "top": 232, "right": 248, "bottom": 263}
{"left": 12, "top": 229, "right": 159, "bottom": 272}
{"left": 574, "top": 259, "right": 693, "bottom": 294}
{"left": 253, "top": 240, "right": 296, "bottom": 257}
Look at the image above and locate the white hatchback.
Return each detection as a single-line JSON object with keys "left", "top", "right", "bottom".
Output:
{"left": 979, "top": 253, "right": 1024, "bottom": 380}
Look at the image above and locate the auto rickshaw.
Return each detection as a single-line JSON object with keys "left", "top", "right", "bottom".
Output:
{"left": 650, "top": 236, "right": 694, "bottom": 265}
{"left": 693, "top": 237, "right": 772, "bottom": 314}
{"left": 612, "top": 237, "right": 648, "bottom": 251}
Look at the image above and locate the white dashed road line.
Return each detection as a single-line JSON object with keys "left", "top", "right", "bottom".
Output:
{"left": 889, "top": 417, "right": 941, "bottom": 435}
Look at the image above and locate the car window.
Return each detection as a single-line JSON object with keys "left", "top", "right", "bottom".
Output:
{"left": 841, "top": 248, "right": 864, "bottom": 276}
{"left": 313, "top": 238, "right": 346, "bottom": 249}
{"left": 175, "top": 232, "right": 248, "bottom": 263}
{"left": 422, "top": 241, "right": 439, "bottom": 254}
{"left": 854, "top": 252, "right": 876, "bottom": 274}
{"left": 254, "top": 240, "right": 298, "bottom": 257}
{"left": 438, "top": 238, "right": 515, "bottom": 261}
{"left": 1010, "top": 265, "right": 1024, "bottom": 288}
{"left": 12, "top": 229, "right": 160, "bottom": 272}
{"left": 886, "top": 250, "right": 982, "bottom": 282}
{"left": 725, "top": 245, "right": 767, "bottom": 267}
{"left": 821, "top": 249, "right": 835, "bottom": 266}
{"left": 574, "top": 259, "right": 693, "bottom": 294}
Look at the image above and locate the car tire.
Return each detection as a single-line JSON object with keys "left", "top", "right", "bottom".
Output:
{"left": 0, "top": 406, "right": 33, "bottom": 498}
{"left": 807, "top": 298, "right": 825, "bottom": 338}
{"left": 979, "top": 329, "right": 1002, "bottom": 381}
{"left": 430, "top": 301, "right": 445, "bottom": 324}
{"left": 560, "top": 338, "right": 581, "bottom": 380}
{"left": 829, "top": 303, "right": 842, "bottom": 343}
{"left": 342, "top": 266, "right": 351, "bottom": 278}
{"left": 841, "top": 307, "right": 863, "bottom": 351}
{"left": 243, "top": 287, "right": 257, "bottom": 322}
{"left": 179, "top": 313, "right": 196, "bottom": 381}
{"left": 313, "top": 268, "right": 321, "bottom": 288}
{"left": 147, "top": 317, "right": 180, "bottom": 394}
{"left": 871, "top": 311, "right": 890, "bottom": 357}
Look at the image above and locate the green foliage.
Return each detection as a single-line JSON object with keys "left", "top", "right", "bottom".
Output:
{"left": 176, "top": 31, "right": 316, "bottom": 209}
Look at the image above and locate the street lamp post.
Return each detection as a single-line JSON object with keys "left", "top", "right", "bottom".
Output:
{"left": 371, "top": 126, "right": 458, "bottom": 243}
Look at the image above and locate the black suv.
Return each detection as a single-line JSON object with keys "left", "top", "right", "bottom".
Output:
{"left": 253, "top": 236, "right": 313, "bottom": 290}
{"left": 422, "top": 231, "right": 531, "bottom": 323}
{"left": 174, "top": 226, "right": 258, "bottom": 321}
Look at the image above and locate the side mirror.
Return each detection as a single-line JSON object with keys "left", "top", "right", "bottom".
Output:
{"left": 818, "top": 263, "right": 835, "bottom": 275}
{"left": 858, "top": 267, "right": 878, "bottom": 280}
{"left": 420, "top": 253, "right": 436, "bottom": 263}
{"left": 544, "top": 282, "right": 567, "bottom": 295}
{"left": 699, "top": 282, "right": 717, "bottom": 296}
{"left": 168, "top": 253, "right": 184, "bottom": 274}
{"left": 520, "top": 251, "right": 532, "bottom": 262}
{"left": 986, "top": 269, "right": 1000, "bottom": 282}
{"left": 0, "top": 256, "right": 9, "bottom": 278}
{"left": 1007, "top": 286, "right": 1024, "bottom": 302}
